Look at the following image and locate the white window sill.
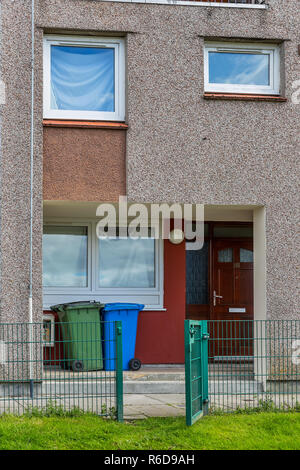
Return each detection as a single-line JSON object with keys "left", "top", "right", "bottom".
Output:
{"left": 143, "top": 307, "right": 167, "bottom": 311}
{"left": 97, "top": 0, "right": 267, "bottom": 9}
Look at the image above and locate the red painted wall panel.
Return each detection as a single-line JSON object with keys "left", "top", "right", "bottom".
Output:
{"left": 135, "top": 239, "right": 186, "bottom": 364}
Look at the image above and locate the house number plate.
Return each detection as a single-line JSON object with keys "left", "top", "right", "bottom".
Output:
{"left": 229, "top": 308, "right": 246, "bottom": 313}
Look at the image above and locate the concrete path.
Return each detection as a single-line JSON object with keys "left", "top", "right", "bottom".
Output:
{"left": 124, "top": 394, "right": 185, "bottom": 419}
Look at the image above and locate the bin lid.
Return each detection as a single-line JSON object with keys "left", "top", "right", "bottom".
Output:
{"left": 102, "top": 303, "right": 144, "bottom": 312}
{"left": 50, "top": 301, "right": 104, "bottom": 312}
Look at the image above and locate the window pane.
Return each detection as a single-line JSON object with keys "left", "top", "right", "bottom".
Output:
{"left": 99, "top": 237, "right": 155, "bottom": 288}
{"left": 43, "top": 226, "right": 88, "bottom": 287}
{"left": 240, "top": 248, "right": 253, "bottom": 263}
{"left": 51, "top": 45, "right": 115, "bottom": 112}
{"left": 218, "top": 248, "right": 233, "bottom": 263}
{"left": 209, "top": 51, "right": 270, "bottom": 86}
{"left": 186, "top": 241, "right": 209, "bottom": 305}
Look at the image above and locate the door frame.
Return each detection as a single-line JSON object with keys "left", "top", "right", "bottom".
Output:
{"left": 185, "top": 221, "right": 253, "bottom": 321}
{"left": 210, "top": 237, "right": 254, "bottom": 321}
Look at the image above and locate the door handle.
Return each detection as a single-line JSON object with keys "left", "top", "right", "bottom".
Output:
{"left": 213, "top": 290, "right": 223, "bottom": 306}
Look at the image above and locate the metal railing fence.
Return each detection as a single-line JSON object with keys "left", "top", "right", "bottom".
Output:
{"left": 206, "top": 320, "right": 300, "bottom": 412}
{"left": 0, "top": 320, "right": 123, "bottom": 420}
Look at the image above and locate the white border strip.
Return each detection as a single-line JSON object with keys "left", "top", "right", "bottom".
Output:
{"left": 98, "top": 0, "right": 267, "bottom": 9}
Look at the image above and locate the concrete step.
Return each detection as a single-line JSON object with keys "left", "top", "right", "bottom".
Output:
{"left": 42, "top": 379, "right": 263, "bottom": 395}
{"left": 123, "top": 372, "right": 185, "bottom": 382}
{"left": 124, "top": 380, "right": 263, "bottom": 394}
{"left": 124, "top": 380, "right": 185, "bottom": 394}
{"left": 40, "top": 366, "right": 262, "bottom": 395}
{"left": 209, "top": 380, "right": 264, "bottom": 395}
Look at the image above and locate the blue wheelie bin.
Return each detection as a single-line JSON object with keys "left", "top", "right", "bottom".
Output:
{"left": 102, "top": 303, "right": 144, "bottom": 371}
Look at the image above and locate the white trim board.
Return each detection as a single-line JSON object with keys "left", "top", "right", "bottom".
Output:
{"left": 96, "top": 0, "right": 267, "bottom": 9}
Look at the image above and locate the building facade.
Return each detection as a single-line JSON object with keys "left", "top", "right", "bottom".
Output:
{"left": 0, "top": 0, "right": 299, "bottom": 365}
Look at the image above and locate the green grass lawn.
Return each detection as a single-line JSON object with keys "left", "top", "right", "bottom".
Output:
{"left": 0, "top": 412, "right": 299, "bottom": 450}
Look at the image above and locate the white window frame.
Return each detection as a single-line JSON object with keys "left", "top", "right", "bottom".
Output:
{"left": 95, "top": 228, "right": 159, "bottom": 293}
{"left": 43, "top": 222, "right": 92, "bottom": 292}
{"left": 43, "top": 314, "right": 55, "bottom": 347}
{"left": 43, "top": 220, "right": 164, "bottom": 311}
{"left": 43, "top": 35, "right": 126, "bottom": 121}
{"left": 204, "top": 42, "right": 280, "bottom": 95}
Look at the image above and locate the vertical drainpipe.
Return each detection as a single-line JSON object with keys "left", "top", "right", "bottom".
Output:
{"left": 0, "top": 4, "right": 2, "bottom": 318}
{"left": 29, "top": 0, "right": 35, "bottom": 399}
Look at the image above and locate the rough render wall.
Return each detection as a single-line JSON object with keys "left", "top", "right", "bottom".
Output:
{"left": 0, "top": 0, "right": 299, "bottom": 324}
{"left": 0, "top": 2, "right": 44, "bottom": 382}
{"left": 43, "top": 127, "right": 126, "bottom": 201}
{"left": 0, "top": 1, "right": 43, "bottom": 323}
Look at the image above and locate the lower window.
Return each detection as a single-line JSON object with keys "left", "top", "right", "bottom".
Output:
{"left": 43, "top": 225, "right": 88, "bottom": 288}
{"left": 98, "top": 237, "right": 155, "bottom": 288}
{"left": 43, "top": 222, "right": 163, "bottom": 310}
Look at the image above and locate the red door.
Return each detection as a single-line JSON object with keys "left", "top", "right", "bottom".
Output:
{"left": 211, "top": 240, "right": 253, "bottom": 357}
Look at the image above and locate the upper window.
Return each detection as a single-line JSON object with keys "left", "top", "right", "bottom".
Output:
{"left": 43, "top": 35, "right": 125, "bottom": 121}
{"left": 204, "top": 42, "right": 280, "bottom": 95}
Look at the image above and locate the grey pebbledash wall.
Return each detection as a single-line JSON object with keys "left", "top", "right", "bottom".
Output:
{"left": 0, "top": 4, "right": 2, "bottom": 320}
{"left": 0, "top": 0, "right": 299, "bottom": 324}
{"left": 0, "top": 0, "right": 43, "bottom": 323}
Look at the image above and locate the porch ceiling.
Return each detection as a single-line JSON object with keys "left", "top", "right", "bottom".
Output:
{"left": 44, "top": 201, "right": 255, "bottom": 222}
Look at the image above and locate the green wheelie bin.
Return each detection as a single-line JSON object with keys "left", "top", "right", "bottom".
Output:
{"left": 50, "top": 301, "right": 104, "bottom": 372}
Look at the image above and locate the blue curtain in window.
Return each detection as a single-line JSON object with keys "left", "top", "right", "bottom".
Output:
{"left": 51, "top": 45, "right": 115, "bottom": 112}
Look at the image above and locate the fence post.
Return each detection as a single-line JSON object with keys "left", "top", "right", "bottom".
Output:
{"left": 184, "top": 320, "right": 193, "bottom": 426}
{"left": 201, "top": 321, "right": 209, "bottom": 415}
{"left": 115, "top": 321, "right": 123, "bottom": 422}
{"left": 185, "top": 320, "right": 209, "bottom": 425}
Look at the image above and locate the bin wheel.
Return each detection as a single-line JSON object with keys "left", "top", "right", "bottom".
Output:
{"left": 129, "top": 358, "right": 141, "bottom": 371}
{"left": 72, "top": 360, "right": 84, "bottom": 372}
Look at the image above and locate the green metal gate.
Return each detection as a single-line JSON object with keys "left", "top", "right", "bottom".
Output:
{"left": 185, "top": 320, "right": 209, "bottom": 426}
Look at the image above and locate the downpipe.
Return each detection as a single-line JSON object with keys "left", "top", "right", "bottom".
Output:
{"left": 29, "top": 0, "right": 35, "bottom": 399}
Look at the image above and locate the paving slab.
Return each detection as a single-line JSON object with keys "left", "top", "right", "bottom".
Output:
{"left": 145, "top": 394, "right": 186, "bottom": 406}
{"left": 123, "top": 394, "right": 185, "bottom": 419}
{"left": 124, "top": 404, "right": 185, "bottom": 419}
{"left": 0, "top": 399, "right": 22, "bottom": 415}
{"left": 124, "top": 394, "right": 168, "bottom": 406}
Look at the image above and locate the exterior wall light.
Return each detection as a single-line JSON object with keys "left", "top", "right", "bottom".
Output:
{"left": 169, "top": 229, "right": 185, "bottom": 245}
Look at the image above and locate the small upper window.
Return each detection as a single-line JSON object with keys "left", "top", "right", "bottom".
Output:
{"left": 43, "top": 35, "right": 125, "bottom": 121}
{"left": 204, "top": 42, "right": 280, "bottom": 95}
